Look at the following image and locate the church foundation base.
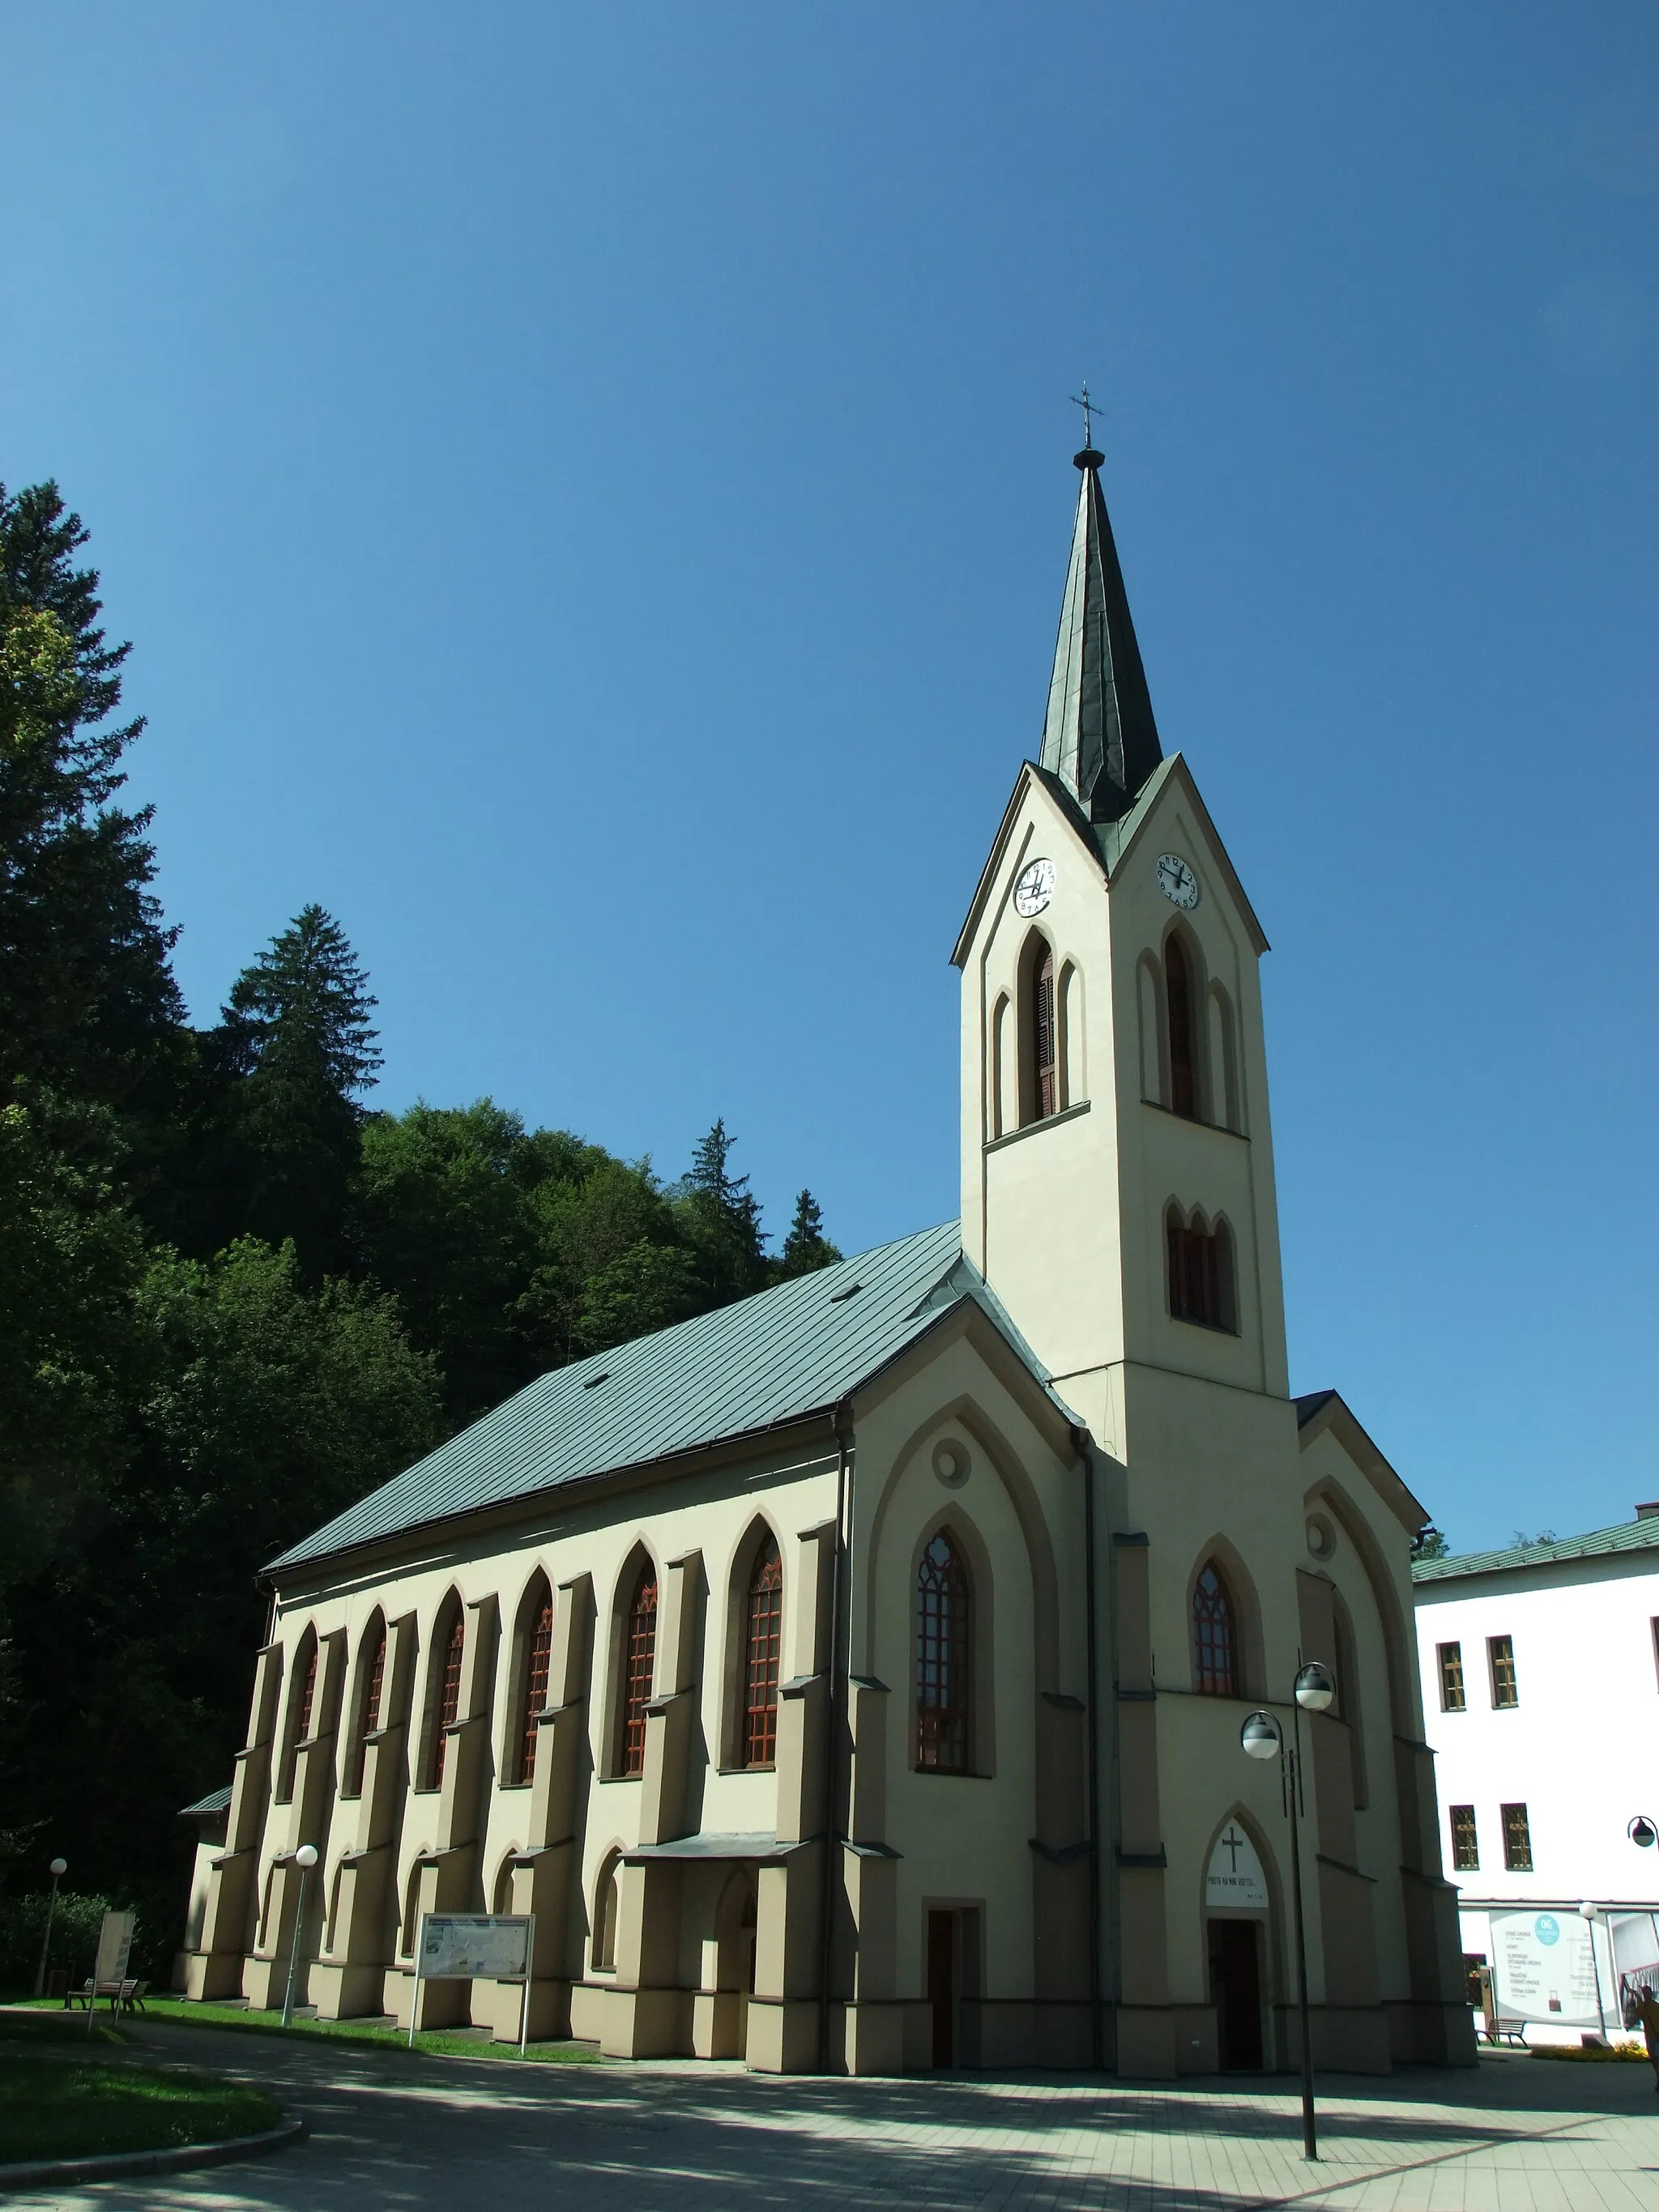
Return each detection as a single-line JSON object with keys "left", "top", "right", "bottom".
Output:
{"left": 1385, "top": 1998, "right": 1478, "bottom": 2068}
{"left": 692, "top": 1989, "right": 745, "bottom": 2059}
{"left": 744, "top": 1996, "right": 821, "bottom": 2073}
{"left": 306, "top": 1962, "right": 390, "bottom": 2020}
{"left": 600, "top": 1984, "right": 695, "bottom": 2057}
{"left": 183, "top": 1951, "right": 247, "bottom": 2002}
{"left": 241, "top": 1954, "right": 288, "bottom": 2012}
{"left": 1113, "top": 2005, "right": 1179, "bottom": 2078}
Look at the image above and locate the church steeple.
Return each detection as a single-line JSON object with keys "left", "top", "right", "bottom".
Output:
{"left": 1038, "top": 444, "right": 1162, "bottom": 824}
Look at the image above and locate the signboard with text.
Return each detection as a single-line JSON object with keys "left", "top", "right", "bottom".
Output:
{"left": 1491, "top": 1910, "right": 1602, "bottom": 2029}
{"left": 417, "top": 1914, "right": 532, "bottom": 1984}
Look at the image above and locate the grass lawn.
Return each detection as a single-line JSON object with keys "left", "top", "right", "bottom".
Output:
{"left": 13, "top": 1995, "right": 600, "bottom": 2065}
{"left": 0, "top": 2014, "right": 279, "bottom": 2166}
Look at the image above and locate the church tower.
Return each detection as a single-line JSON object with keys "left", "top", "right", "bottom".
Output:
{"left": 953, "top": 437, "right": 1470, "bottom": 2079}
{"left": 953, "top": 434, "right": 1289, "bottom": 1464}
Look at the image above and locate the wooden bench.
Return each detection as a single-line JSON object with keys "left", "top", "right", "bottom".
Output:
{"left": 68, "top": 1976, "right": 149, "bottom": 2015}
{"left": 1482, "top": 2016, "right": 1528, "bottom": 2047}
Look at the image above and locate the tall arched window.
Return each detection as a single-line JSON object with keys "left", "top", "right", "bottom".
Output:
{"left": 295, "top": 1638, "right": 319, "bottom": 1743}
{"left": 363, "top": 1622, "right": 386, "bottom": 1737}
{"left": 619, "top": 1566, "right": 658, "bottom": 1776}
{"left": 1193, "top": 1562, "right": 1238, "bottom": 1697}
{"left": 517, "top": 1588, "right": 555, "bottom": 1786}
{"left": 431, "top": 1609, "right": 465, "bottom": 1786}
{"left": 1166, "top": 935, "right": 1198, "bottom": 1119}
{"left": 916, "top": 1530, "right": 971, "bottom": 1771}
{"left": 347, "top": 1617, "right": 386, "bottom": 1795}
{"left": 593, "top": 1852, "right": 621, "bottom": 1971}
{"left": 742, "top": 1536, "right": 783, "bottom": 1767}
{"left": 1029, "top": 944, "right": 1057, "bottom": 1122}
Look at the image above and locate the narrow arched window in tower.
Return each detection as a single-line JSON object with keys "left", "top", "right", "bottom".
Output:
{"left": 518, "top": 1592, "right": 555, "bottom": 1786}
{"left": 1032, "top": 944, "right": 1057, "bottom": 1120}
{"left": 915, "top": 1531, "right": 971, "bottom": 1771}
{"left": 742, "top": 1536, "right": 783, "bottom": 1767}
{"left": 620, "top": 1566, "right": 658, "bottom": 1776}
{"left": 432, "top": 1609, "right": 465, "bottom": 1786}
{"left": 1192, "top": 1562, "right": 1238, "bottom": 1696}
{"left": 1166, "top": 935, "right": 1198, "bottom": 1119}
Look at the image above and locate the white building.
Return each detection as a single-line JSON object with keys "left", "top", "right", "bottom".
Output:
{"left": 1413, "top": 1509, "right": 1659, "bottom": 2043}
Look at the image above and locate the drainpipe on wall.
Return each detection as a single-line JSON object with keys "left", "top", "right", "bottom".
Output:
{"left": 1079, "top": 1428, "right": 1104, "bottom": 2072}
{"left": 817, "top": 1403, "right": 854, "bottom": 2075}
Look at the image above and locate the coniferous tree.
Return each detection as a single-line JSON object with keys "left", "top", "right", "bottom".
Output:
{"left": 0, "top": 483, "right": 181, "bottom": 1114}
{"left": 679, "top": 1118, "right": 769, "bottom": 1305}
{"left": 207, "top": 906, "right": 381, "bottom": 1276}
{"left": 778, "top": 1188, "right": 842, "bottom": 1278}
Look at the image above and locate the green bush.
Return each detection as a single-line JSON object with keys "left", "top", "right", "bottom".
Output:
{"left": 0, "top": 1890, "right": 115, "bottom": 1993}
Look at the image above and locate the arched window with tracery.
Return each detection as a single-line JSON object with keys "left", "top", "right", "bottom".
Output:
{"left": 1166, "top": 934, "right": 1198, "bottom": 1119}
{"left": 430, "top": 1607, "right": 466, "bottom": 1787}
{"left": 742, "top": 1536, "right": 783, "bottom": 1767}
{"left": 517, "top": 1588, "right": 555, "bottom": 1786}
{"left": 1193, "top": 1562, "right": 1238, "bottom": 1697}
{"left": 915, "top": 1530, "right": 972, "bottom": 1771}
{"left": 619, "top": 1565, "right": 658, "bottom": 1775}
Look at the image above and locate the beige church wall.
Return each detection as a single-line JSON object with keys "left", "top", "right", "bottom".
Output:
{"left": 227, "top": 1427, "right": 847, "bottom": 2031}
{"left": 848, "top": 1325, "right": 1091, "bottom": 2052}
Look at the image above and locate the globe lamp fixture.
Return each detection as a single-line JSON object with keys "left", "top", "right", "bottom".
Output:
{"left": 1630, "top": 1816, "right": 1657, "bottom": 1850}
{"left": 1240, "top": 1711, "right": 1282, "bottom": 1761}
{"left": 1294, "top": 1661, "right": 1336, "bottom": 1713}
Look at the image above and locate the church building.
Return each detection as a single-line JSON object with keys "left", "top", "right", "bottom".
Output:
{"left": 181, "top": 441, "right": 1475, "bottom": 2078}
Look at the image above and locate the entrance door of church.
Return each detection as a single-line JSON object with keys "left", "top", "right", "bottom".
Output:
{"left": 927, "top": 1912, "right": 955, "bottom": 2067}
{"left": 1208, "top": 1919, "right": 1264, "bottom": 2069}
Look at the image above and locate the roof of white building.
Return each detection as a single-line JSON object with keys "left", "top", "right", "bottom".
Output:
{"left": 1412, "top": 1515, "right": 1659, "bottom": 1586}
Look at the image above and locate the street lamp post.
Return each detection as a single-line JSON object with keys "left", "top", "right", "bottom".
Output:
{"left": 32, "top": 1858, "right": 68, "bottom": 2000}
{"left": 1241, "top": 1658, "right": 1336, "bottom": 2163}
{"left": 279, "top": 1846, "right": 318, "bottom": 2030}
{"left": 1580, "top": 1902, "right": 1610, "bottom": 2041}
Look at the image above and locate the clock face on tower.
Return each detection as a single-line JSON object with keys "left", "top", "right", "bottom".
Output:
{"left": 1013, "top": 858, "right": 1055, "bottom": 917}
{"left": 1155, "top": 853, "right": 1200, "bottom": 910}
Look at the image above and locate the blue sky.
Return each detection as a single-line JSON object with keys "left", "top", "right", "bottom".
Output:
{"left": 3, "top": 5, "right": 1655, "bottom": 1552}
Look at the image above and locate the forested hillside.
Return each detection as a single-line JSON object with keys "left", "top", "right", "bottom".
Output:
{"left": 0, "top": 479, "right": 840, "bottom": 1965}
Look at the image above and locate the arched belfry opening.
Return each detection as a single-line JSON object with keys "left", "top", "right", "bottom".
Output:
{"left": 1018, "top": 931, "right": 1058, "bottom": 1127}
{"left": 1165, "top": 931, "right": 1199, "bottom": 1119}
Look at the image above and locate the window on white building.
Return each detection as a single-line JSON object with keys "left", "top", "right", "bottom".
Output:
{"left": 1502, "top": 1802, "right": 1533, "bottom": 1872}
{"left": 1448, "top": 1805, "right": 1478, "bottom": 1873}
{"left": 1437, "top": 1642, "right": 1466, "bottom": 1713}
{"left": 1487, "top": 1634, "right": 1518, "bottom": 1709}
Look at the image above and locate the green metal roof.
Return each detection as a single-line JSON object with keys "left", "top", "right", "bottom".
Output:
{"left": 1039, "top": 450, "right": 1163, "bottom": 825}
{"left": 178, "top": 1786, "right": 232, "bottom": 1818}
{"left": 267, "top": 1222, "right": 1066, "bottom": 1579}
{"left": 1412, "top": 1517, "right": 1659, "bottom": 1584}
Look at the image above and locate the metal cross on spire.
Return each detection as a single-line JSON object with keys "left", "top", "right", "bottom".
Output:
{"left": 1070, "top": 383, "right": 1099, "bottom": 454}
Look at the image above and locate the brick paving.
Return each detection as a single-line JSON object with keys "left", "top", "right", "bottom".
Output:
{"left": 12, "top": 2022, "right": 1659, "bottom": 2211}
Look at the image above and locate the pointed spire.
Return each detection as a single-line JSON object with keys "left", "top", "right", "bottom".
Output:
{"left": 1038, "top": 443, "right": 1162, "bottom": 824}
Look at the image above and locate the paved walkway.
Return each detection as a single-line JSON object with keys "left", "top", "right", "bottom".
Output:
{"left": 14, "top": 2022, "right": 1659, "bottom": 2211}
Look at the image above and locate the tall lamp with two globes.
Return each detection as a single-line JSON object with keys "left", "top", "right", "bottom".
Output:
{"left": 1240, "top": 1658, "right": 1337, "bottom": 2163}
